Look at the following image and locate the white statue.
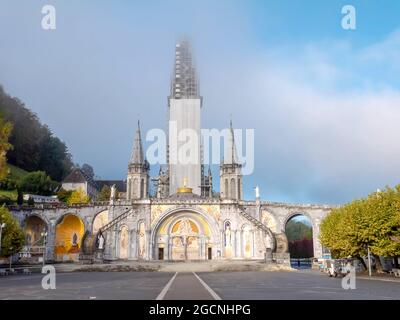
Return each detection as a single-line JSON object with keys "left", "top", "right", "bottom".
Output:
{"left": 225, "top": 224, "right": 232, "bottom": 247}
{"left": 97, "top": 233, "right": 105, "bottom": 250}
{"left": 255, "top": 185, "right": 260, "bottom": 199}
{"left": 110, "top": 184, "right": 116, "bottom": 200}
{"left": 138, "top": 223, "right": 146, "bottom": 258}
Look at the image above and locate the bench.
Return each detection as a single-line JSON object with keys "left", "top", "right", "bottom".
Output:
{"left": 0, "top": 268, "right": 8, "bottom": 276}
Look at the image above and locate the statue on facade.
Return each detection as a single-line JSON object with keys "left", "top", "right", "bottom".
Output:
{"left": 225, "top": 223, "right": 232, "bottom": 247}
{"left": 110, "top": 184, "right": 116, "bottom": 200}
{"left": 96, "top": 231, "right": 105, "bottom": 250}
{"left": 255, "top": 185, "right": 260, "bottom": 199}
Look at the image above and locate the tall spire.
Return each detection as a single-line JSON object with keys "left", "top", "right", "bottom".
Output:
{"left": 170, "top": 40, "right": 200, "bottom": 99}
{"left": 130, "top": 120, "right": 144, "bottom": 164}
{"left": 224, "top": 119, "right": 239, "bottom": 165}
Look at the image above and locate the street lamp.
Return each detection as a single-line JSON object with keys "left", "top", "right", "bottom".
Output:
{"left": 41, "top": 231, "right": 48, "bottom": 266}
{"left": 0, "top": 223, "right": 5, "bottom": 253}
{"left": 9, "top": 246, "right": 13, "bottom": 271}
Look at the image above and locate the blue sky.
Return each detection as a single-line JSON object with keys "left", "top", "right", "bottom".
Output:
{"left": 1, "top": 1, "right": 400, "bottom": 204}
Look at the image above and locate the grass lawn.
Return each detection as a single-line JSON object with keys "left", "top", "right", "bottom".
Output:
{"left": 0, "top": 189, "right": 17, "bottom": 201}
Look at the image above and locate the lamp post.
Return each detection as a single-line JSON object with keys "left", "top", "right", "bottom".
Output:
{"left": 41, "top": 231, "right": 47, "bottom": 266}
{"left": 0, "top": 223, "right": 5, "bottom": 253}
{"left": 9, "top": 247, "right": 13, "bottom": 270}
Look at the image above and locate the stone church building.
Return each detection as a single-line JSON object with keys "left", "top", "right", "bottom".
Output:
{"left": 11, "top": 41, "right": 333, "bottom": 264}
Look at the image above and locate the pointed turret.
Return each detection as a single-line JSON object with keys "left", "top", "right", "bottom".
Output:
{"left": 224, "top": 119, "right": 239, "bottom": 165}
{"left": 220, "top": 119, "right": 242, "bottom": 201}
{"left": 127, "top": 121, "right": 149, "bottom": 200}
{"left": 130, "top": 121, "right": 145, "bottom": 165}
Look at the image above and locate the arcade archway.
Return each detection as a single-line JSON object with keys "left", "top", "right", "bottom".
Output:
{"left": 25, "top": 215, "right": 47, "bottom": 246}
{"left": 285, "top": 214, "right": 314, "bottom": 265}
{"left": 54, "top": 214, "right": 85, "bottom": 261}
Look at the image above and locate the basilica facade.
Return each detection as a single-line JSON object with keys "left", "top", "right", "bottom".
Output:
{"left": 11, "top": 41, "right": 333, "bottom": 264}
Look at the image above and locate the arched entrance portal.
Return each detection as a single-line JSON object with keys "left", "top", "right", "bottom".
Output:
{"left": 285, "top": 214, "right": 314, "bottom": 268}
{"left": 54, "top": 214, "right": 85, "bottom": 262}
{"left": 154, "top": 210, "right": 214, "bottom": 261}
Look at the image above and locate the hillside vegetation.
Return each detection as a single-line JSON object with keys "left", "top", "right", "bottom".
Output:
{"left": 0, "top": 86, "right": 73, "bottom": 181}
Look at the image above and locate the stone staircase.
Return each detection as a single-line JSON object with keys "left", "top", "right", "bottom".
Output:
{"left": 99, "top": 208, "right": 133, "bottom": 233}
{"left": 79, "top": 208, "right": 134, "bottom": 263}
{"left": 238, "top": 207, "right": 290, "bottom": 265}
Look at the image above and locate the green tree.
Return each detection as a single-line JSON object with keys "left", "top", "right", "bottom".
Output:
{"left": 19, "top": 171, "right": 59, "bottom": 196}
{"left": 57, "top": 188, "right": 73, "bottom": 203}
{"left": 0, "top": 86, "right": 73, "bottom": 181}
{"left": 67, "top": 188, "right": 90, "bottom": 205}
{"left": 97, "top": 185, "right": 111, "bottom": 201}
{"left": 0, "top": 206, "right": 25, "bottom": 257}
{"left": 320, "top": 186, "right": 400, "bottom": 273}
{"left": 0, "top": 115, "right": 12, "bottom": 181}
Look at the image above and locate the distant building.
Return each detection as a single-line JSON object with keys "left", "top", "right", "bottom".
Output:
{"left": 62, "top": 168, "right": 99, "bottom": 200}
{"left": 23, "top": 194, "right": 59, "bottom": 204}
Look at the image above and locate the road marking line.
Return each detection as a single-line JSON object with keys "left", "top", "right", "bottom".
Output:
{"left": 156, "top": 272, "right": 178, "bottom": 300}
{"left": 192, "top": 272, "right": 222, "bottom": 300}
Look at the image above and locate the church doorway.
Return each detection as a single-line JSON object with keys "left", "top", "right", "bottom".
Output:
{"left": 158, "top": 248, "right": 164, "bottom": 260}
{"left": 208, "top": 247, "right": 212, "bottom": 260}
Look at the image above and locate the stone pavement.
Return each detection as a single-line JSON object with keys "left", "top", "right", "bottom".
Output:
{"left": 51, "top": 260, "right": 295, "bottom": 273}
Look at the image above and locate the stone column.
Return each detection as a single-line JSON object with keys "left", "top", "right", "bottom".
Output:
{"left": 251, "top": 230, "right": 255, "bottom": 258}
{"left": 240, "top": 230, "right": 244, "bottom": 258}
{"left": 46, "top": 222, "right": 56, "bottom": 262}
{"left": 146, "top": 230, "right": 151, "bottom": 260}
{"left": 168, "top": 237, "right": 172, "bottom": 260}
{"left": 221, "top": 230, "right": 225, "bottom": 258}
{"left": 131, "top": 229, "right": 137, "bottom": 259}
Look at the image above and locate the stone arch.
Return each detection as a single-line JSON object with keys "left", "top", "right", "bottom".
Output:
{"left": 54, "top": 213, "right": 85, "bottom": 261}
{"left": 24, "top": 215, "right": 48, "bottom": 246}
{"left": 92, "top": 209, "right": 109, "bottom": 234}
{"left": 261, "top": 210, "right": 279, "bottom": 233}
{"left": 151, "top": 207, "right": 220, "bottom": 260}
{"left": 224, "top": 179, "right": 229, "bottom": 198}
{"left": 284, "top": 211, "right": 315, "bottom": 259}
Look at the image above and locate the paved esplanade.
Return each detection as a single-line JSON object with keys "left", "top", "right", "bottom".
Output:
{"left": 0, "top": 271, "right": 400, "bottom": 300}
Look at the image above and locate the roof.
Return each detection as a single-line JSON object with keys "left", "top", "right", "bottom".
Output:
{"left": 167, "top": 191, "right": 203, "bottom": 200}
{"left": 96, "top": 180, "right": 127, "bottom": 192}
{"left": 62, "top": 168, "right": 99, "bottom": 189}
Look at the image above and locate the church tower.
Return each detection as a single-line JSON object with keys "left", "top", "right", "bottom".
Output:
{"left": 127, "top": 121, "right": 149, "bottom": 200}
{"left": 220, "top": 120, "right": 243, "bottom": 200}
{"left": 168, "top": 40, "right": 202, "bottom": 195}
